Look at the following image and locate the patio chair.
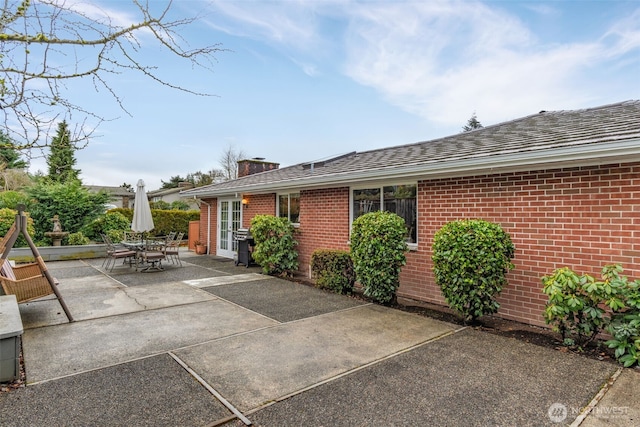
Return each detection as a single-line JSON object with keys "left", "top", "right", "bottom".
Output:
{"left": 163, "top": 232, "right": 183, "bottom": 266}
{"left": 137, "top": 238, "right": 166, "bottom": 272}
{"left": 102, "top": 234, "right": 137, "bottom": 271}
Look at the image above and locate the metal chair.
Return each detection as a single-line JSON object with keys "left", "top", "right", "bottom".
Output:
{"left": 102, "top": 234, "right": 137, "bottom": 271}
{"left": 123, "top": 231, "right": 143, "bottom": 243}
{"left": 163, "top": 232, "right": 183, "bottom": 266}
{"left": 137, "top": 238, "right": 166, "bottom": 272}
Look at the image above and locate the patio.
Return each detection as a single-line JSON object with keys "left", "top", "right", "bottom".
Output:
{"left": 0, "top": 250, "right": 636, "bottom": 426}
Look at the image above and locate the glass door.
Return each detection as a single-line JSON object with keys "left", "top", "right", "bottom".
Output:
{"left": 217, "top": 198, "right": 242, "bottom": 258}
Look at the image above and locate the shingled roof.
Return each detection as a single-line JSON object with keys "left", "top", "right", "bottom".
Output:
{"left": 182, "top": 100, "right": 640, "bottom": 198}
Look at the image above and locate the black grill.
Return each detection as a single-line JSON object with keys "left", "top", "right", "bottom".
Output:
{"left": 234, "top": 228, "right": 255, "bottom": 267}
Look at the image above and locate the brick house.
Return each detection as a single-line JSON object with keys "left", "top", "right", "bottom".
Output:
{"left": 181, "top": 100, "right": 640, "bottom": 327}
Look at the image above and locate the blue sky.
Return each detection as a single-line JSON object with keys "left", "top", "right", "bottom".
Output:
{"left": 27, "top": 0, "right": 640, "bottom": 191}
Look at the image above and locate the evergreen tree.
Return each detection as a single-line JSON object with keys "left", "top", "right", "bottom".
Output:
{"left": 462, "top": 112, "right": 483, "bottom": 132}
{"left": 0, "top": 132, "right": 27, "bottom": 169}
{"left": 47, "top": 121, "right": 80, "bottom": 183}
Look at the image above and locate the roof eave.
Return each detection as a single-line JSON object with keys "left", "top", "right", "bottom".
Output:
{"left": 184, "top": 138, "right": 640, "bottom": 198}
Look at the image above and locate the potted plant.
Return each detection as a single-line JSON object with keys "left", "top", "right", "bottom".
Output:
{"left": 194, "top": 240, "right": 207, "bottom": 255}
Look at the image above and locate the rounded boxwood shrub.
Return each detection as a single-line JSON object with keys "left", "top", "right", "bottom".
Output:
{"left": 432, "top": 219, "right": 515, "bottom": 323}
{"left": 350, "top": 211, "right": 408, "bottom": 305}
{"left": 83, "top": 211, "right": 131, "bottom": 241}
{"left": 0, "top": 207, "right": 35, "bottom": 248}
{"left": 250, "top": 215, "right": 299, "bottom": 277}
{"left": 67, "top": 231, "right": 90, "bottom": 246}
{"left": 310, "top": 249, "right": 355, "bottom": 294}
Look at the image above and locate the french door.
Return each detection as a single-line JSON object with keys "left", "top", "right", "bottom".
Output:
{"left": 217, "top": 198, "right": 242, "bottom": 258}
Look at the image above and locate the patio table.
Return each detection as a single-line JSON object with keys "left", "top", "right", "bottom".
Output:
{"left": 121, "top": 239, "right": 166, "bottom": 272}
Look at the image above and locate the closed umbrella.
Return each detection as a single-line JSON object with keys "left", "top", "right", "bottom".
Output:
{"left": 131, "top": 179, "right": 154, "bottom": 233}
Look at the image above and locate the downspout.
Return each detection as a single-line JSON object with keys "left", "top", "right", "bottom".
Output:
{"left": 195, "top": 198, "right": 212, "bottom": 255}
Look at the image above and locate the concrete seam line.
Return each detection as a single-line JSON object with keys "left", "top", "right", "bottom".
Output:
{"left": 168, "top": 351, "right": 252, "bottom": 426}
{"left": 26, "top": 352, "right": 170, "bottom": 386}
{"left": 569, "top": 367, "right": 624, "bottom": 427}
{"left": 243, "top": 327, "right": 462, "bottom": 416}
{"left": 81, "top": 258, "right": 130, "bottom": 287}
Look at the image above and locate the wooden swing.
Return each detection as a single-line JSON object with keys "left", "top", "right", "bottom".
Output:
{"left": 0, "top": 206, "right": 73, "bottom": 322}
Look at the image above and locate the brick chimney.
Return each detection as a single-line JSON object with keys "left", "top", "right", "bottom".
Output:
{"left": 237, "top": 158, "right": 279, "bottom": 178}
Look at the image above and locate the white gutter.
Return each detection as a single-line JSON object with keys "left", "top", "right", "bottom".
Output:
{"left": 187, "top": 138, "right": 640, "bottom": 198}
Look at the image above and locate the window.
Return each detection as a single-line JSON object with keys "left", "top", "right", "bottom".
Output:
{"left": 352, "top": 184, "right": 417, "bottom": 243}
{"left": 278, "top": 193, "right": 300, "bottom": 223}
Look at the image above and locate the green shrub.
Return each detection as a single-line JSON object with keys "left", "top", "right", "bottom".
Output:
{"left": 0, "top": 190, "right": 30, "bottom": 210}
{"left": 83, "top": 211, "right": 131, "bottom": 241}
{"left": 543, "top": 264, "right": 640, "bottom": 366}
{"left": 25, "top": 180, "right": 110, "bottom": 241}
{"left": 170, "top": 200, "right": 190, "bottom": 211}
{"left": 92, "top": 208, "right": 199, "bottom": 239}
{"left": 250, "top": 215, "right": 298, "bottom": 277}
{"left": 0, "top": 208, "right": 35, "bottom": 248}
{"left": 602, "top": 266, "right": 640, "bottom": 367}
{"left": 350, "top": 211, "right": 408, "bottom": 305}
{"left": 432, "top": 219, "right": 515, "bottom": 323}
{"left": 106, "top": 229, "right": 125, "bottom": 244}
{"left": 150, "top": 200, "right": 170, "bottom": 210}
{"left": 543, "top": 267, "right": 612, "bottom": 347}
{"left": 67, "top": 231, "right": 90, "bottom": 245}
{"left": 310, "top": 249, "right": 355, "bottom": 294}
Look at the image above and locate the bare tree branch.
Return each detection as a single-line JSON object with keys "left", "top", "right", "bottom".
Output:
{"left": 0, "top": 0, "right": 225, "bottom": 153}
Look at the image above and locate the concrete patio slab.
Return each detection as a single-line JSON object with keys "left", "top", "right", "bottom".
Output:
{"left": 102, "top": 265, "right": 222, "bottom": 286}
{"left": 0, "top": 354, "right": 232, "bottom": 427}
{"left": 244, "top": 328, "right": 618, "bottom": 427}
{"left": 183, "top": 272, "right": 267, "bottom": 288}
{"left": 174, "top": 304, "right": 457, "bottom": 411}
{"left": 580, "top": 368, "right": 640, "bottom": 427}
{"left": 3, "top": 258, "right": 637, "bottom": 427}
{"left": 204, "top": 278, "right": 366, "bottom": 323}
{"left": 19, "top": 277, "right": 217, "bottom": 328}
{"left": 23, "top": 299, "right": 278, "bottom": 384}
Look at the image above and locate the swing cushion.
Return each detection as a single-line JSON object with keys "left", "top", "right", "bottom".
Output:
{"left": 0, "top": 259, "right": 55, "bottom": 303}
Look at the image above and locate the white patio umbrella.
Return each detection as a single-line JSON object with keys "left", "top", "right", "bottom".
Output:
{"left": 131, "top": 179, "right": 154, "bottom": 233}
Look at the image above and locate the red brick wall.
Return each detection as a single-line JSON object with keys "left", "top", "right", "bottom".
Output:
{"left": 297, "top": 187, "right": 351, "bottom": 275}
{"left": 200, "top": 162, "right": 640, "bottom": 327}
{"left": 242, "top": 194, "right": 277, "bottom": 228}
{"left": 403, "top": 163, "right": 640, "bottom": 326}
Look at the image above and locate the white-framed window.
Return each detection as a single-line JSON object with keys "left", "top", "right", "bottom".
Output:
{"left": 352, "top": 183, "right": 417, "bottom": 244}
{"left": 278, "top": 193, "right": 300, "bottom": 224}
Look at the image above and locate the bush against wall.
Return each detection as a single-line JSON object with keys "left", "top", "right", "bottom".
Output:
{"left": 543, "top": 264, "right": 640, "bottom": 367}
{"left": 432, "top": 219, "right": 515, "bottom": 323}
{"left": 67, "top": 231, "right": 90, "bottom": 245}
{"left": 250, "top": 215, "right": 298, "bottom": 277}
{"left": 350, "top": 211, "right": 408, "bottom": 305}
{"left": 310, "top": 249, "right": 355, "bottom": 294}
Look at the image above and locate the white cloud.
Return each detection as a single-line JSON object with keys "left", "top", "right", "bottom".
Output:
{"left": 205, "top": 0, "right": 323, "bottom": 50}
{"left": 342, "top": 1, "right": 639, "bottom": 125}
